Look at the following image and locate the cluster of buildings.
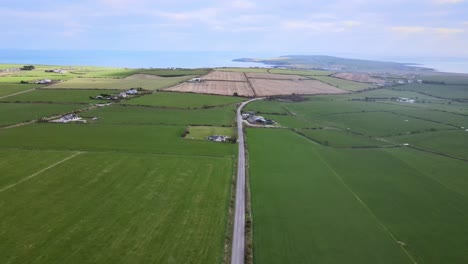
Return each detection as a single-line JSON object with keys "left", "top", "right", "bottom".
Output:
{"left": 45, "top": 69, "right": 67, "bottom": 74}
{"left": 93, "top": 88, "right": 138, "bottom": 100}
{"left": 397, "top": 97, "right": 416, "bottom": 103}
{"left": 207, "top": 135, "right": 231, "bottom": 142}
{"left": 51, "top": 114, "right": 83, "bottom": 123}
{"left": 242, "top": 111, "right": 275, "bottom": 125}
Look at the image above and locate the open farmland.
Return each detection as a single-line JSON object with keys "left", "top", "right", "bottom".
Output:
{"left": 0, "top": 83, "right": 40, "bottom": 97}
{"left": 125, "top": 91, "right": 243, "bottom": 108}
{"left": 310, "top": 75, "right": 374, "bottom": 91}
{"left": 395, "top": 83, "right": 468, "bottom": 100}
{"left": 333, "top": 72, "right": 382, "bottom": 83}
{"left": 246, "top": 72, "right": 305, "bottom": 80}
{"left": 84, "top": 104, "right": 237, "bottom": 126}
{"left": 166, "top": 80, "right": 255, "bottom": 96}
{"left": 248, "top": 79, "right": 346, "bottom": 96}
{"left": 0, "top": 150, "right": 233, "bottom": 264}
{"left": 0, "top": 103, "right": 84, "bottom": 127}
{"left": 202, "top": 71, "right": 247, "bottom": 81}
{"left": 47, "top": 75, "right": 192, "bottom": 90}
{"left": 187, "top": 126, "right": 236, "bottom": 140}
{"left": 1, "top": 89, "right": 118, "bottom": 103}
{"left": 248, "top": 128, "right": 468, "bottom": 264}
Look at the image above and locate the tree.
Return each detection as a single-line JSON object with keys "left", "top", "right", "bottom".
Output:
{"left": 20, "top": 65, "right": 35, "bottom": 70}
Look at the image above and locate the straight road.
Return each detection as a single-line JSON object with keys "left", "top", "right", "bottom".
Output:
{"left": 231, "top": 98, "right": 262, "bottom": 264}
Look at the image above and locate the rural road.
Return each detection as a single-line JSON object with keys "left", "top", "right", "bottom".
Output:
{"left": 231, "top": 98, "right": 262, "bottom": 264}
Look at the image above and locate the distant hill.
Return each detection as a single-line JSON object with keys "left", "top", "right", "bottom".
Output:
{"left": 233, "top": 55, "right": 435, "bottom": 73}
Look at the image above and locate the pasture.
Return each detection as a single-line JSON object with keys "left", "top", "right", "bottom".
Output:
{"left": 125, "top": 91, "right": 243, "bottom": 108}
{"left": 1, "top": 89, "right": 118, "bottom": 103}
{"left": 186, "top": 126, "right": 236, "bottom": 140}
{"left": 0, "top": 150, "right": 233, "bottom": 264}
{"left": 84, "top": 105, "right": 237, "bottom": 126}
{"left": 396, "top": 83, "right": 468, "bottom": 100}
{"left": 248, "top": 128, "right": 468, "bottom": 264}
{"left": 297, "top": 128, "right": 387, "bottom": 147}
{"left": 0, "top": 83, "right": 40, "bottom": 97}
{"left": 0, "top": 103, "right": 84, "bottom": 127}
{"left": 309, "top": 75, "right": 374, "bottom": 91}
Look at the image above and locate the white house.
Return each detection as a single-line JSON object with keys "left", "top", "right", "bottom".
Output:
{"left": 119, "top": 92, "right": 128, "bottom": 98}
{"left": 190, "top": 78, "right": 202, "bottom": 82}
{"left": 36, "top": 79, "right": 52, "bottom": 84}
{"left": 126, "top": 88, "right": 138, "bottom": 95}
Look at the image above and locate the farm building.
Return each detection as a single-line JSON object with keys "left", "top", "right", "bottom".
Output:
{"left": 119, "top": 92, "right": 128, "bottom": 98}
{"left": 397, "top": 97, "right": 415, "bottom": 103}
{"left": 52, "top": 114, "right": 82, "bottom": 123}
{"left": 126, "top": 88, "right": 138, "bottom": 95}
{"left": 36, "top": 79, "right": 52, "bottom": 84}
{"left": 190, "top": 78, "right": 202, "bottom": 82}
{"left": 207, "top": 135, "right": 230, "bottom": 142}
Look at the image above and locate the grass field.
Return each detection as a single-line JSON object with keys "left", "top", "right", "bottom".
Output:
{"left": 0, "top": 103, "right": 84, "bottom": 126}
{"left": 248, "top": 129, "right": 413, "bottom": 264}
{"left": 0, "top": 123, "right": 236, "bottom": 157}
{"left": 0, "top": 150, "right": 233, "bottom": 264}
{"left": 47, "top": 76, "right": 192, "bottom": 90}
{"left": 1, "top": 89, "right": 119, "bottom": 103}
{"left": 248, "top": 128, "right": 468, "bottom": 264}
{"left": 0, "top": 83, "right": 40, "bottom": 97}
{"left": 186, "top": 126, "right": 236, "bottom": 140}
{"left": 216, "top": 67, "right": 270, "bottom": 73}
{"left": 297, "top": 128, "right": 388, "bottom": 147}
{"left": 125, "top": 91, "right": 244, "bottom": 108}
{"left": 309, "top": 75, "right": 374, "bottom": 91}
{"left": 395, "top": 83, "right": 468, "bottom": 100}
{"left": 84, "top": 105, "right": 237, "bottom": 126}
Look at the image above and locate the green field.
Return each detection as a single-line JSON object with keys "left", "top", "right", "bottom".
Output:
{"left": 395, "top": 83, "right": 468, "bottom": 100}
{"left": 297, "top": 128, "right": 388, "bottom": 147}
{"left": 125, "top": 91, "right": 244, "bottom": 108}
{"left": 1, "top": 89, "right": 119, "bottom": 103}
{"left": 248, "top": 128, "right": 468, "bottom": 264}
{"left": 0, "top": 83, "right": 40, "bottom": 97}
{"left": 83, "top": 105, "right": 236, "bottom": 126}
{"left": 216, "top": 67, "right": 270, "bottom": 73}
{"left": 309, "top": 75, "right": 373, "bottom": 91}
{"left": 47, "top": 76, "right": 191, "bottom": 90}
{"left": 0, "top": 150, "right": 233, "bottom": 264}
{"left": 0, "top": 123, "right": 236, "bottom": 157}
{"left": 187, "top": 126, "right": 236, "bottom": 140}
{"left": 0, "top": 103, "right": 84, "bottom": 126}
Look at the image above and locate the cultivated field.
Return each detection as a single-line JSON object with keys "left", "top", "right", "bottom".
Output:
{"left": 246, "top": 72, "right": 305, "bottom": 80}
{"left": 125, "top": 91, "right": 244, "bottom": 108}
{"left": 202, "top": 71, "right": 247, "bottom": 81}
{"left": 249, "top": 79, "right": 346, "bottom": 96}
{"left": 47, "top": 76, "right": 192, "bottom": 90}
{"left": 166, "top": 80, "right": 254, "bottom": 96}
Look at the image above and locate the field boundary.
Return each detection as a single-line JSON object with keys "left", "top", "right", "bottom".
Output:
{"left": 244, "top": 73, "right": 257, "bottom": 97}
{"left": 0, "top": 151, "right": 83, "bottom": 193}
{"left": 0, "top": 88, "right": 36, "bottom": 99}
{"left": 312, "top": 149, "right": 418, "bottom": 264}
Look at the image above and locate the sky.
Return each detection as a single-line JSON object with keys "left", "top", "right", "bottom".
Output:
{"left": 1, "top": 0, "right": 468, "bottom": 58}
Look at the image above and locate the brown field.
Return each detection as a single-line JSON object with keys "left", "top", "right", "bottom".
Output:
{"left": 333, "top": 73, "right": 383, "bottom": 83}
{"left": 124, "top": 74, "right": 163, "bottom": 80}
{"left": 202, "top": 71, "right": 247, "bottom": 81}
{"left": 246, "top": 73, "right": 305, "bottom": 81}
{"left": 165, "top": 81, "right": 254, "bottom": 96}
{"left": 249, "top": 79, "right": 346, "bottom": 96}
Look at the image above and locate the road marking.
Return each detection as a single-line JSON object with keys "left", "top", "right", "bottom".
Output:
{"left": 314, "top": 151, "right": 418, "bottom": 264}
{"left": 0, "top": 88, "right": 36, "bottom": 99}
{"left": 0, "top": 152, "right": 83, "bottom": 193}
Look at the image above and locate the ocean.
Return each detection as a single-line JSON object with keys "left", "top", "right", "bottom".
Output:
{"left": 0, "top": 50, "right": 467, "bottom": 74}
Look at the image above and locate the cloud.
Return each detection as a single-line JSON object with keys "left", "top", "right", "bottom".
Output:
{"left": 433, "top": 0, "right": 464, "bottom": 4}
{"left": 389, "top": 26, "right": 427, "bottom": 34}
{"left": 281, "top": 19, "right": 361, "bottom": 33}
{"left": 229, "top": 0, "right": 256, "bottom": 9}
{"left": 389, "top": 26, "right": 464, "bottom": 35}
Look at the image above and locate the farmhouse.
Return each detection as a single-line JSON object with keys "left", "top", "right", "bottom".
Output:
{"left": 36, "top": 79, "right": 52, "bottom": 84}
{"left": 52, "top": 114, "right": 82, "bottom": 123}
{"left": 190, "top": 78, "right": 202, "bottom": 82}
{"left": 207, "top": 135, "right": 230, "bottom": 142}
{"left": 126, "top": 88, "right": 138, "bottom": 95}
{"left": 119, "top": 92, "right": 128, "bottom": 98}
{"left": 397, "top": 97, "right": 415, "bottom": 103}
